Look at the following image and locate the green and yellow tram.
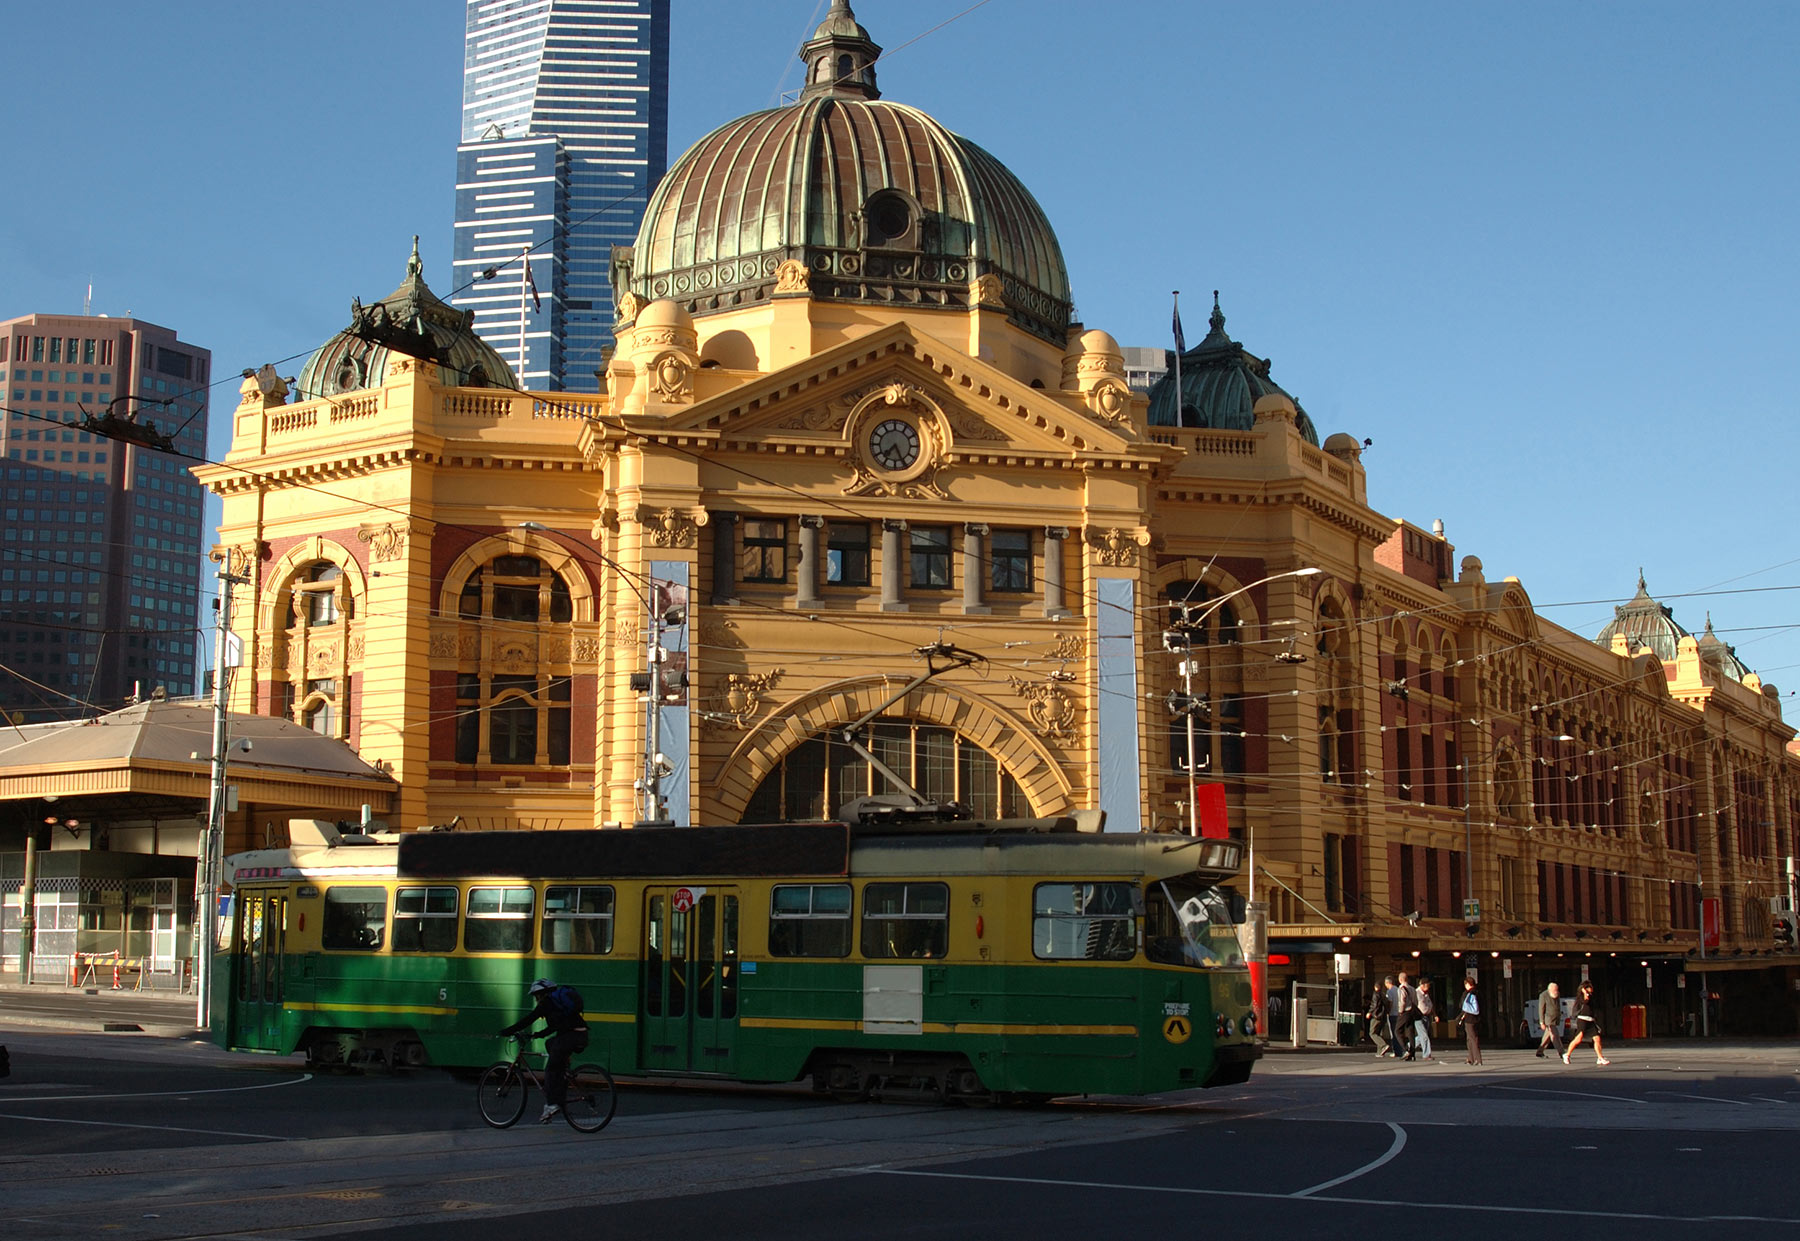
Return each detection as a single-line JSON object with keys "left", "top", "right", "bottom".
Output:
{"left": 216, "top": 815, "right": 1260, "bottom": 1099}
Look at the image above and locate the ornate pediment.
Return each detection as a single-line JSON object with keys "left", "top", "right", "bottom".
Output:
{"left": 647, "top": 324, "right": 1156, "bottom": 464}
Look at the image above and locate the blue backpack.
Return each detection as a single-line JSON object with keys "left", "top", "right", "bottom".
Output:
{"left": 545, "top": 984, "right": 583, "bottom": 1022}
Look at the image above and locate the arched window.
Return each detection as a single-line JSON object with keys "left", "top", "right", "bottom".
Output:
{"left": 445, "top": 553, "right": 579, "bottom": 768}
{"left": 742, "top": 719, "right": 1024, "bottom": 822}
{"left": 297, "top": 561, "right": 343, "bottom": 627}
{"left": 271, "top": 557, "right": 354, "bottom": 739}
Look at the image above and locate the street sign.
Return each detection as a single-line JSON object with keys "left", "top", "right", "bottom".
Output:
{"left": 1462, "top": 899, "right": 1481, "bottom": 921}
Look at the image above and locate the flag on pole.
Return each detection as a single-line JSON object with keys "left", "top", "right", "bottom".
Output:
{"left": 523, "top": 250, "right": 542, "bottom": 313}
{"left": 1172, "top": 291, "right": 1185, "bottom": 354}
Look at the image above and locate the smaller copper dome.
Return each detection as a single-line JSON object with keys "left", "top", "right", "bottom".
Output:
{"left": 298, "top": 238, "right": 521, "bottom": 399}
{"left": 1146, "top": 295, "right": 1318, "bottom": 445}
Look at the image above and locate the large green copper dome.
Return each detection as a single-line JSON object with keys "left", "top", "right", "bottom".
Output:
{"left": 613, "top": 1, "right": 1071, "bottom": 345}
{"left": 1146, "top": 296, "right": 1319, "bottom": 446}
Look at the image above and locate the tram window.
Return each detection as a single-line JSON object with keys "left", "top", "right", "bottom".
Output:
{"left": 1033, "top": 882, "right": 1137, "bottom": 961}
{"left": 465, "top": 886, "right": 534, "bottom": 953}
{"left": 322, "top": 886, "right": 388, "bottom": 951}
{"left": 393, "top": 886, "right": 458, "bottom": 953}
{"left": 861, "top": 882, "right": 948, "bottom": 959}
{"left": 543, "top": 885, "right": 615, "bottom": 954}
{"left": 769, "top": 883, "right": 852, "bottom": 957}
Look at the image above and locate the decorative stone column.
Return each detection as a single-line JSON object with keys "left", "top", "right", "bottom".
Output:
{"left": 881, "top": 518, "right": 908, "bottom": 612}
{"left": 962, "top": 522, "right": 989, "bottom": 614}
{"left": 710, "top": 511, "right": 737, "bottom": 605}
{"left": 1042, "top": 526, "right": 1070, "bottom": 619}
{"left": 796, "top": 515, "right": 823, "bottom": 608}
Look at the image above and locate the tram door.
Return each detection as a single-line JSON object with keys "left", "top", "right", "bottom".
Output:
{"left": 229, "top": 891, "right": 288, "bottom": 1050}
{"left": 640, "top": 887, "right": 739, "bottom": 1075}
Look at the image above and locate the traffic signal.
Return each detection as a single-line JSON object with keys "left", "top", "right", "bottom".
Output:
{"left": 1773, "top": 912, "right": 1796, "bottom": 951}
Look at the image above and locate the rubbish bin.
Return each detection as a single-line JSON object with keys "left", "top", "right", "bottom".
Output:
{"left": 1620, "top": 1004, "right": 1647, "bottom": 1039}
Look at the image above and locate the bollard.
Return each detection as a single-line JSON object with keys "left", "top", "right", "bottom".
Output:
{"left": 111, "top": 957, "right": 122, "bottom": 990}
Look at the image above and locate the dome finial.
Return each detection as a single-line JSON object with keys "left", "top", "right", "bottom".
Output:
{"left": 800, "top": 0, "right": 882, "bottom": 101}
{"left": 407, "top": 235, "right": 422, "bottom": 278}
{"left": 1637, "top": 566, "right": 1646, "bottom": 592}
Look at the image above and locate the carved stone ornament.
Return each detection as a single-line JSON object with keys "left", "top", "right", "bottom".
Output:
{"left": 1087, "top": 526, "right": 1149, "bottom": 567}
{"left": 1049, "top": 631, "right": 1086, "bottom": 662}
{"left": 698, "top": 618, "right": 742, "bottom": 650}
{"left": 616, "top": 617, "right": 640, "bottom": 650}
{"left": 951, "top": 413, "right": 1007, "bottom": 443}
{"left": 615, "top": 291, "right": 646, "bottom": 325}
{"left": 255, "top": 643, "right": 272, "bottom": 670}
{"left": 633, "top": 506, "right": 699, "bottom": 548}
{"left": 1010, "top": 672, "right": 1080, "bottom": 742}
{"left": 773, "top": 399, "right": 852, "bottom": 433}
{"left": 649, "top": 351, "right": 694, "bottom": 402}
{"left": 494, "top": 639, "right": 534, "bottom": 670}
{"left": 573, "top": 636, "right": 600, "bottom": 663}
{"left": 971, "top": 273, "right": 1006, "bottom": 308}
{"left": 703, "top": 669, "right": 785, "bottom": 731}
{"left": 357, "top": 522, "right": 408, "bottom": 563}
{"left": 428, "top": 629, "right": 458, "bottom": 659}
{"left": 347, "top": 636, "right": 365, "bottom": 661}
{"left": 1086, "top": 378, "right": 1132, "bottom": 423}
{"left": 308, "top": 642, "right": 340, "bottom": 674}
{"left": 773, "top": 259, "right": 811, "bottom": 294}
{"left": 845, "top": 461, "right": 949, "bottom": 501}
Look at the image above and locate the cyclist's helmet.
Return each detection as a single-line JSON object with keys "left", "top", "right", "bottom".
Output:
{"left": 529, "top": 978, "right": 554, "bottom": 996}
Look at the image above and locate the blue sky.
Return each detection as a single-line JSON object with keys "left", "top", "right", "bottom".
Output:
{"left": 5, "top": 1, "right": 1796, "bottom": 702}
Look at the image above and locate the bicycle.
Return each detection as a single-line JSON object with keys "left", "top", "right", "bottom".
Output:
{"left": 477, "top": 1034, "right": 617, "bottom": 1133}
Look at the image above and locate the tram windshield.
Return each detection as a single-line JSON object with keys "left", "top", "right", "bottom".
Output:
{"left": 1144, "top": 880, "right": 1246, "bottom": 969}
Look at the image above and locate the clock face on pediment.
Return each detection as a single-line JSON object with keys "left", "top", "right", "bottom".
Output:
{"left": 868, "top": 417, "right": 921, "bottom": 472}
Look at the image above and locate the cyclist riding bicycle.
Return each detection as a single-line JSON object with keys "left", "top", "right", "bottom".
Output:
{"left": 499, "top": 978, "right": 589, "bottom": 1122}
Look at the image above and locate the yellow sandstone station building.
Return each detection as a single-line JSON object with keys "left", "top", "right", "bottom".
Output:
{"left": 197, "top": 3, "right": 1800, "bottom": 1033}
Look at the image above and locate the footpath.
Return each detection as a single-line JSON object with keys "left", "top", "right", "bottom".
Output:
{"left": 0, "top": 978, "right": 203, "bottom": 1038}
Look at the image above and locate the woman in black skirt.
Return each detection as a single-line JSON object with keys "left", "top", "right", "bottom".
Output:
{"left": 1563, "top": 980, "right": 1609, "bottom": 1065}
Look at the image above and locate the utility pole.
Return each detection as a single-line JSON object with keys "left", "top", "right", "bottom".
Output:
{"left": 637, "top": 579, "right": 685, "bottom": 827}
{"left": 195, "top": 550, "right": 248, "bottom": 1029}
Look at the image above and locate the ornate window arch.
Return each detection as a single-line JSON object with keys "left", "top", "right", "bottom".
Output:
{"left": 262, "top": 539, "right": 366, "bottom": 740}
{"left": 436, "top": 535, "right": 596, "bottom": 769}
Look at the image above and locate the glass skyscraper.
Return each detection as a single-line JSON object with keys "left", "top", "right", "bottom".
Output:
{"left": 453, "top": 0, "right": 670, "bottom": 391}
{"left": 0, "top": 313, "right": 209, "bottom": 720}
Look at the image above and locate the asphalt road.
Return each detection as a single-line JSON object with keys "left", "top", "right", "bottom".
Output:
{"left": 3, "top": 991, "right": 1799, "bottom": 1241}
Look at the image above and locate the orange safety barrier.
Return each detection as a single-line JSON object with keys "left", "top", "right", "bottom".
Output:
{"left": 112, "top": 957, "right": 122, "bottom": 990}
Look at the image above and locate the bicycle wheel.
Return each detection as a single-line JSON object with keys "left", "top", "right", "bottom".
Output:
{"left": 477, "top": 1062, "right": 530, "bottom": 1129}
{"left": 562, "top": 1063, "right": 617, "bottom": 1133}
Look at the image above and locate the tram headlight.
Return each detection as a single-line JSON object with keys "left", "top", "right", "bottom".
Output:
{"left": 1240, "top": 1013, "right": 1257, "bottom": 1037}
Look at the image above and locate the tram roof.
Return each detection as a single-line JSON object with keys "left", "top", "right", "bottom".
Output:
{"left": 225, "top": 819, "right": 1240, "bottom": 885}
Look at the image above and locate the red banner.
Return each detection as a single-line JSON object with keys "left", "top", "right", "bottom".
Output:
{"left": 1701, "top": 897, "right": 1721, "bottom": 951}
{"left": 1195, "top": 782, "right": 1229, "bottom": 839}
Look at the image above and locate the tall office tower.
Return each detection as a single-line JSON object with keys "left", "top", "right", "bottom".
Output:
{"left": 453, "top": 0, "right": 670, "bottom": 391}
{"left": 0, "top": 314, "right": 210, "bottom": 721}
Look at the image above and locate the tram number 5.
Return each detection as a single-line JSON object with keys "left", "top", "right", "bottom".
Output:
{"left": 673, "top": 886, "right": 705, "bottom": 913}
{"left": 1162, "top": 1014, "right": 1192, "bottom": 1045}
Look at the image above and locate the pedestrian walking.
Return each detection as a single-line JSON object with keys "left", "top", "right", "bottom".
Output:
{"left": 1394, "top": 971, "right": 1420, "bottom": 1060}
{"left": 1563, "top": 980, "right": 1610, "bottom": 1065}
{"left": 1413, "top": 978, "right": 1436, "bottom": 1060}
{"left": 1367, "top": 977, "right": 1395, "bottom": 1056}
{"left": 1535, "top": 981, "right": 1564, "bottom": 1059}
{"left": 1458, "top": 976, "right": 1482, "bottom": 1065}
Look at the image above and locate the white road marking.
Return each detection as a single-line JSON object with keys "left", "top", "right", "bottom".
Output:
{"left": 0, "top": 1073, "right": 311, "bottom": 1104}
{"left": 1649, "top": 1092, "right": 1751, "bottom": 1107}
{"left": 0, "top": 1112, "right": 285, "bottom": 1141}
{"left": 1487, "top": 1084, "right": 1646, "bottom": 1105}
{"left": 1292, "top": 1122, "right": 1406, "bottom": 1197}
{"left": 858, "top": 1168, "right": 1800, "bottom": 1224}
